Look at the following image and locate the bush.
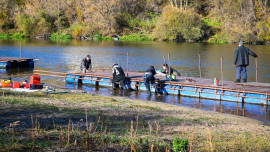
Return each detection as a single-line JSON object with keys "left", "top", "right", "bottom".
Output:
{"left": 119, "top": 33, "right": 154, "bottom": 41}
{"left": 153, "top": 6, "right": 204, "bottom": 41}
{"left": 0, "top": 33, "right": 27, "bottom": 39}
{"left": 173, "top": 137, "right": 189, "bottom": 152}
{"left": 16, "top": 13, "right": 35, "bottom": 36}
{"left": 50, "top": 32, "right": 73, "bottom": 40}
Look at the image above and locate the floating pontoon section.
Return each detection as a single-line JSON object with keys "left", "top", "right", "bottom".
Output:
{"left": 34, "top": 70, "right": 270, "bottom": 105}
{"left": 0, "top": 57, "right": 34, "bottom": 68}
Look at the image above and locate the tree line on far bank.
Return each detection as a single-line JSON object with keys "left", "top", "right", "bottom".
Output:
{"left": 0, "top": 0, "right": 269, "bottom": 44}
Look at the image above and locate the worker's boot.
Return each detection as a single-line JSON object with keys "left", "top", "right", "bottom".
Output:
{"left": 242, "top": 79, "right": 247, "bottom": 83}
{"left": 234, "top": 79, "right": 240, "bottom": 83}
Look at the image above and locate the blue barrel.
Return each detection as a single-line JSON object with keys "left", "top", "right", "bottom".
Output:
{"left": 139, "top": 82, "right": 147, "bottom": 91}
{"left": 180, "top": 87, "right": 200, "bottom": 97}
{"left": 83, "top": 76, "right": 98, "bottom": 85}
{"left": 221, "top": 91, "right": 243, "bottom": 102}
{"left": 66, "top": 74, "right": 81, "bottom": 83}
{"left": 244, "top": 93, "right": 267, "bottom": 104}
{"left": 99, "top": 78, "right": 112, "bottom": 86}
{"left": 201, "top": 89, "right": 221, "bottom": 100}
{"left": 28, "top": 60, "right": 34, "bottom": 67}
{"left": 0, "top": 62, "right": 7, "bottom": 68}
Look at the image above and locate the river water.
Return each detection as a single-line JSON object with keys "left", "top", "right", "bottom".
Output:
{"left": 0, "top": 39, "right": 270, "bottom": 124}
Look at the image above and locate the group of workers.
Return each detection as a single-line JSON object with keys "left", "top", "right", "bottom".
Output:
{"left": 80, "top": 40, "right": 258, "bottom": 95}
{"left": 80, "top": 54, "right": 179, "bottom": 95}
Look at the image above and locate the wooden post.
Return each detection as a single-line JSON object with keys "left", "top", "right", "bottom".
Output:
{"left": 20, "top": 41, "right": 22, "bottom": 58}
{"left": 127, "top": 51, "right": 129, "bottom": 77}
{"left": 198, "top": 52, "right": 202, "bottom": 78}
{"left": 162, "top": 51, "right": 166, "bottom": 64}
{"left": 168, "top": 53, "right": 171, "bottom": 81}
{"left": 221, "top": 57, "right": 224, "bottom": 87}
{"left": 255, "top": 58, "right": 258, "bottom": 82}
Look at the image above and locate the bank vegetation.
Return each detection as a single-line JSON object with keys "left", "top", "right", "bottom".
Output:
{"left": 0, "top": 0, "right": 270, "bottom": 43}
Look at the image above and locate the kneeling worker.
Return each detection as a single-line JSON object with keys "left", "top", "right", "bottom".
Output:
{"left": 81, "top": 55, "right": 92, "bottom": 73}
{"left": 162, "top": 64, "right": 181, "bottom": 80}
{"left": 144, "top": 66, "right": 159, "bottom": 95}
{"left": 112, "top": 63, "right": 127, "bottom": 90}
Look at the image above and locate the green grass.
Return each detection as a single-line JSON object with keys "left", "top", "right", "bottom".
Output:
{"left": 50, "top": 32, "right": 73, "bottom": 40}
{"left": 119, "top": 33, "right": 155, "bottom": 41}
{"left": 0, "top": 33, "right": 27, "bottom": 39}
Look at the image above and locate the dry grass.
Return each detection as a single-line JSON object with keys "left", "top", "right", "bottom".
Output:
{"left": 0, "top": 90, "right": 270, "bottom": 151}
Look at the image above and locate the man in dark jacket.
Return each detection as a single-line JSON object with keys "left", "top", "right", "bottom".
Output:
{"left": 234, "top": 41, "right": 257, "bottom": 83}
{"left": 81, "top": 55, "right": 92, "bottom": 73}
{"left": 144, "top": 66, "right": 158, "bottom": 95}
{"left": 112, "top": 63, "right": 126, "bottom": 90}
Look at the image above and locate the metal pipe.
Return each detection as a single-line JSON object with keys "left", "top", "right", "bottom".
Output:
{"left": 20, "top": 41, "right": 22, "bottom": 58}
{"left": 256, "top": 58, "right": 258, "bottom": 82}
{"left": 127, "top": 51, "right": 129, "bottom": 77}
{"left": 168, "top": 53, "right": 171, "bottom": 81}
{"left": 198, "top": 52, "right": 202, "bottom": 78}
{"left": 221, "top": 57, "right": 224, "bottom": 87}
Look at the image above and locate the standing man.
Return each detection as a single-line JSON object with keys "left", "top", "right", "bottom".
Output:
{"left": 234, "top": 41, "right": 257, "bottom": 83}
{"left": 112, "top": 63, "right": 126, "bottom": 90}
{"left": 81, "top": 55, "right": 92, "bottom": 73}
{"left": 144, "top": 66, "right": 158, "bottom": 95}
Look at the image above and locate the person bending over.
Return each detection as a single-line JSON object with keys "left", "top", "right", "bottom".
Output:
{"left": 144, "top": 66, "right": 159, "bottom": 95}
{"left": 112, "top": 63, "right": 126, "bottom": 90}
{"left": 81, "top": 55, "right": 92, "bottom": 73}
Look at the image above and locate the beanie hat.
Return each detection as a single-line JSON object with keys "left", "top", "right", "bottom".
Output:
{"left": 239, "top": 41, "right": 244, "bottom": 46}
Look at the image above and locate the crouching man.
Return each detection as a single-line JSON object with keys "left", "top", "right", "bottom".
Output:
{"left": 81, "top": 55, "right": 92, "bottom": 73}
{"left": 112, "top": 63, "right": 127, "bottom": 90}
{"left": 144, "top": 66, "right": 159, "bottom": 95}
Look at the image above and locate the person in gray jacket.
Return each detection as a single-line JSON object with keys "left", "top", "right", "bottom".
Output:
{"left": 234, "top": 41, "right": 257, "bottom": 83}
{"left": 80, "top": 55, "right": 92, "bottom": 73}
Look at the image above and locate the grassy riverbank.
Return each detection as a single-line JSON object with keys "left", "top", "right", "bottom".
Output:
{"left": 0, "top": 90, "right": 270, "bottom": 151}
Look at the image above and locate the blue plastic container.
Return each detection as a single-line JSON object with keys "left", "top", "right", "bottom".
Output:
{"left": 180, "top": 87, "right": 200, "bottom": 97}
{"left": 221, "top": 91, "right": 243, "bottom": 102}
{"left": 83, "top": 76, "right": 98, "bottom": 85}
{"left": 99, "top": 78, "right": 112, "bottom": 86}
{"left": 244, "top": 93, "right": 268, "bottom": 104}
{"left": 66, "top": 74, "right": 81, "bottom": 83}
{"left": 201, "top": 89, "right": 221, "bottom": 100}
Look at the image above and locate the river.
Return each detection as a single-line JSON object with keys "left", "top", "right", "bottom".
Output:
{"left": 0, "top": 39, "right": 270, "bottom": 124}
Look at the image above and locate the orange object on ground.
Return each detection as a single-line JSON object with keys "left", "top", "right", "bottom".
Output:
{"left": 1, "top": 82, "right": 11, "bottom": 88}
{"left": 30, "top": 74, "right": 41, "bottom": 85}
{"left": 13, "top": 82, "right": 21, "bottom": 88}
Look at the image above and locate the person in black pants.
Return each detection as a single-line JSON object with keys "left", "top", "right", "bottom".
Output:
{"left": 144, "top": 66, "right": 158, "bottom": 95}
{"left": 234, "top": 41, "right": 257, "bottom": 83}
{"left": 112, "top": 63, "right": 127, "bottom": 90}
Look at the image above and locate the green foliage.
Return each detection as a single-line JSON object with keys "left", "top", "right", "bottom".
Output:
{"left": 92, "top": 34, "right": 113, "bottom": 41}
{"left": 16, "top": 13, "right": 35, "bottom": 36}
{"left": 256, "top": 17, "right": 270, "bottom": 41}
{"left": 119, "top": 33, "right": 154, "bottom": 41}
{"left": 0, "top": 33, "right": 27, "bottom": 39}
{"left": 153, "top": 6, "right": 204, "bottom": 41}
{"left": 50, "top": 32, "right": 73, "bottom": 40}
{"left": 208, "top": 33, "right": 229, "bottom": 44}
{"left": 203, "top": 18, "right": 222, "bottom": 28}
{"left": 173, "top": 137, "right": 189, "bottom": 152}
